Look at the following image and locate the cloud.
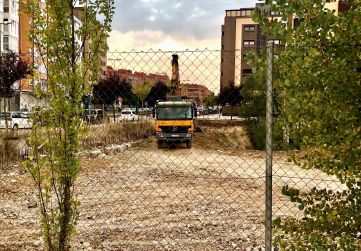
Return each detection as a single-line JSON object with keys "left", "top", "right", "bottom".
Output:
{"left": 112, "top": 0, "right": 258, "bottom": 41}
{"left": 108, "top": 29, "right": 220, "bottom": 51}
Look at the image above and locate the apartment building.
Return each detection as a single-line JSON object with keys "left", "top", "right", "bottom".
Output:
{"left": 1, "top": 0, "right": 19, "bottom": 52}
{"left": 220, "top": 3, "right": 281, "bottom": 90}
{"left": 74, "top": 7, "right": 108, "bottom": 78}
{"left": 220, "top": 0, "right": 348, "bottom": 91}
{"left": 17, "top": 0, "right": 45, "bottom": 110}
{"left": 18, "top": 2, "right": 92, "bottom": 110}
{"left": 107, "top": 67, "right": 170, "bottom": 88}
{"left": 0, "top": 0, "right": 20, "bottom": 111}
{"left": 180, "top": 84, "right": 214, "bottom": 107}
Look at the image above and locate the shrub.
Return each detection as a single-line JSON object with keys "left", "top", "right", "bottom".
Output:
{"left": 247, "top": 118, "right": 297, "bottom": 151}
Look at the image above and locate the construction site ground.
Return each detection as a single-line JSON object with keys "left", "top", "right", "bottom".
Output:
{"left": 0, "top": 124, "right": 343, "bottom": 250}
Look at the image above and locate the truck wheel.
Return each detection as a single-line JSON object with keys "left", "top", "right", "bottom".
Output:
{"left": 186, "top": 141, "right": 192, "bottom": 148}
{"left": 157, "top": 141, "right": 162, "bottom": 149}
{"left": 13, "top": 124, "right": 19, "bottom": 131}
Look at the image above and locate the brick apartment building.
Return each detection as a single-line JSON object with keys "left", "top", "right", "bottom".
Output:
{"left": 107, "top": 67, "right": 213, "bottom": 107}
{"left": 220, "top": 0, "right": 348, "bottom": 91}
{"left": 107, "top": 67, "right": 170, "bottom": 88}
{"left": 180, "top": 84, "right": 214, "bottom": 107}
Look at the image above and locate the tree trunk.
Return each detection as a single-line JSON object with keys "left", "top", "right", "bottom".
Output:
{"left": 112, "top": 104, "right": 116, "bottom": 122}
{"left": 58, "top": 177, "right": 72, "bottom": 251}
{"left": 4, "top": 98, "right": 9, "bottom": 133}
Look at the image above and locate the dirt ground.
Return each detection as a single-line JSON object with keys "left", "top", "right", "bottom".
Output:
{"left": 0, "top": 126, "right": 344, "bottom": 250}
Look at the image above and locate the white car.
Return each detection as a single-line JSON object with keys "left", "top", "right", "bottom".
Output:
{"left": 119, "top": 109, "right": 139, "bottom": 121}
{"left": 0, "top": 112, "right": 32, "bottom": 129}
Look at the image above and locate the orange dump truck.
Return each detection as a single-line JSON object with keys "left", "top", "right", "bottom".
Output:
{"left": 154, "top": 99, "right": 197, "bottom": 148}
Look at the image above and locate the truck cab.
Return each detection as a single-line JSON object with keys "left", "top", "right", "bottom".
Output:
{"left": 154, "top": 99, "right": 197, "bottom": 148}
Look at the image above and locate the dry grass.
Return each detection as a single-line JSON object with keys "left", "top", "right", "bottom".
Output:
{"left": 0, "top": 130, "right": 27, "bottom": 167}
{"left": 197, "top": 119, "right": 246, "bottom": 128}
{"left": 83, "top": 120, "right": 154, "bottom": 149}
{"left": 194, "top": 126, "right": 252, "bottom": 152}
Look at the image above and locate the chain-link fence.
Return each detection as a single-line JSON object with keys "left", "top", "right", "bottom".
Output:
{"left": 0, "top": 46, "right": 348, "bottom": 250}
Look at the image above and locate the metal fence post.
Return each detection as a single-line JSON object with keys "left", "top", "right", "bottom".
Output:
{"left": 265, "top": 42, "right": 274, "bottom": 251}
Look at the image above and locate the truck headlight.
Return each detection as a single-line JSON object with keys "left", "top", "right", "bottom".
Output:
{"left": 157, "top": 132, "right": 164, "bottom": 138}
{"left": 186, "top": 133, "right": 192, "bottom": 138}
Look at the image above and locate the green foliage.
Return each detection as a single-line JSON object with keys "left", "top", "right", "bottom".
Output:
{"left": 217, "top": 84, "right": 243, "bottom": 106}
{"left": 133, "top": 81, "right": 152, "bottom": 108}
{"left": 239, "top": 52, "right": 266, "bottom": 118}
{"left": 145, "top": 81, "right": 170, "bottom": 107}
{"left": 24, "top": 0, "right": 114, "bottom": 250}
{"left": 203, "top": 95, "right": 217, "bottom": 108}
{"left": 254, "top": 0, "right": 361, "bottom": 249}
{"left": 240, "top": 52, "right": 296, "bottom": 150}
{"left": 247, "top": 118, "right": 285, "bottom": 151}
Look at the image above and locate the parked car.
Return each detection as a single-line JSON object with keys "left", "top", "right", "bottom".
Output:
{"left": 119, "top": 109, "right": 139, "bottom": 121}
{"left": 0, "top": 111, "right": 32, "bottom": 130}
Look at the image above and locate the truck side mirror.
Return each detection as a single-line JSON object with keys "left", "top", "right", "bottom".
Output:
{"left": 152, "top": 108, "right": 156, "bottom": 118}
{"left": 194, "top": 107, "right": 197, "bottom": 117}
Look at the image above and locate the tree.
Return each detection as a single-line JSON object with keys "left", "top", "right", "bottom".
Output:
{"left": 203, "top": 95, "right": 217, "bottom": 109}
{"left": 93, "top": 74, "right": 133, "bottom": 105}
{"left": 0, "top": 51, "right": 30, "bottom": 131}
{"left": 24, "top": 0, "right": 114, "bottom": 250}
{"left": 217, "top": 83, "right": 243, "bottom": 120}
{"left": 93, "top": 74, "right": 133, "bottom": 121}
{"left": 254, "top": 0, "right": 361, "bottom": 249}
{"left": 133, "top": 81, "right": 151, "bottom": 108}
{"left": 145, "top": 81, "right": 170, "bottom": 107}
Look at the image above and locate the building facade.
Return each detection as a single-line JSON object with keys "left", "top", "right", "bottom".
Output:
{"left": 179, "top": 84, "right": 214, "bottom": 107}
{"left": 18, "top": 2, "right": 92, "bottom": 111}
{"left": 220, "top": 1, "right": 347, "bottom": 91}
{"left": 0, "top": 0, "right": 20, "bottom": 111}
{"left": 1, "top": 0, "right": 19, "bottom": 52}
{"left": 107, "top": 67, "right": 170, "bottom": 88}
{"left": 220, "top": 4, "right": 281, "bottom": 90}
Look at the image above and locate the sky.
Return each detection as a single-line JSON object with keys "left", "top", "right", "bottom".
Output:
{"left": 108, "top": 0, "right": 259, "bottom": 52}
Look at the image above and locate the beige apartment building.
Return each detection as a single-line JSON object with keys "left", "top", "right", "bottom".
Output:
{"left": 220, "top": 0, "right": 348, "bottom": 91}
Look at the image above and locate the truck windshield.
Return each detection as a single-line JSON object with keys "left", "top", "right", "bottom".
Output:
{"left": 157, "top": 106, "right": 192, "bottom": 120}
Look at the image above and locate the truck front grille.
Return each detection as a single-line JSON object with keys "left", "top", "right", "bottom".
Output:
{"left": 160, "top": 126, "right": 191, "bottom": 133}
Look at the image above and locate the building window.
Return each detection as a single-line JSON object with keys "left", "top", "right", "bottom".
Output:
{"left": 240, "top": 9, "right": 252, "bottom": 17}
{"left": 270, "top": 11, "right": 281, "bottom": 16}
{"left": 3, "top": 23, "right": 9, "bottom": 32}
{"left": 242, "top": 69, "right": 252, "bottom": 75}
{"left": 268, "top": 39, "right": 281, "bottom": 45}
{"left": 242, "top": 54, "right": 248, "bottom": 62}
{"left": 243, "top": 40, "right": 255, "bottom": 47}
{"left": 4, "top": 0, "right": 9, "bottom": 12}
{"left": 293, "top": 18, "right": 302, "bottom": 28}
{"left": 244, "top": 26, "right": 255, "bottom": 32}
{"left": 3, "top": 35, "right": 9, "bottom": 51}
{"left": 222, "top": 31, "right": 224, "bottom": 36}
